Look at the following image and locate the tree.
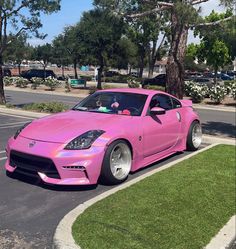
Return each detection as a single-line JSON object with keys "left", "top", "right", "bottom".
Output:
{"left": 3, "top": 34, "right": 33, "bottom": 75}
{"left": 109, "top": 37, "right": 139, "bottom": 72}
{"left": 0, "top": 0, "right": 61, "bottom": 104}
{"left": 63, "top": 25, "right": 85, "bottom": 79}
{"left": 52, "top": 34, "right": 71, "bottom": 78}
{"left": 198, "top": 40, "right": 231, "bottom": 81}
{"left": 32, "top": 43, "right": 53, "bottom": 78}
{"left": 94, "top": 0, "right": 235, "bottom": 98}
{"left": 77, "top": 8, "right": 124, "bottom": 89}
{"left": 194, "top": 10, "right": 234, "bottom": 82}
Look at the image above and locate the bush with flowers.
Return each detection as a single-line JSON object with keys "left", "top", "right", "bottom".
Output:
{"left": 3, "top": 76, "right": 14, "bottom": 86}
{"left": 31, "top": 77, "right": 43, "bottom": 90}
{"left": 14, "top": 77, "right": 28, "bottom": 88}
{"left": 44, "top": 76, "right": 60, "bottom": 91}
{"left": 127, "top": 78, "right": 140, "bottom": 88}
{"left": 229, "top": 82, "right": 236, "bottom": 100}
{"left": 208, "top": 85, "right": 227, "bottom": 104}
{"left": 184, "top": 81, "right": 209, "bottom": 103}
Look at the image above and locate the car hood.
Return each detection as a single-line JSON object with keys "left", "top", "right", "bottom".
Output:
{"left": 20, "top": 110, "right": 133, "bottom": 143}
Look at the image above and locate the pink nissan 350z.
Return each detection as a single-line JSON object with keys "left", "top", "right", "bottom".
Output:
{"left": 5, "top": 89, "right": 202, "bottom": 185}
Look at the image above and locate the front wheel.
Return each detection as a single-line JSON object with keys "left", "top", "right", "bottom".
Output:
{"left": 100, "top": 140, "right": 132, "bottom": 185}
{"left": 186, "top": 121, "right": 202, "bottom": 151}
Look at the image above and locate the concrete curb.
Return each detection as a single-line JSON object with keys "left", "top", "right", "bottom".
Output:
{"left": 0, "top": 106, "right": 47, "bottom": 119}
{"left": 192, "top": 104, "right": 235, "bottom": 112}
{"left": 5, "top": 86, "right": 88, "bottom": 98}
{"left": 202, "top": 135, "right": 235, "bottom": 146}
{"left": 53, "top": 143, "right": 236, "bottom": 249}
{"left": 204, "top": 215, "right": 236, "bottom": 249}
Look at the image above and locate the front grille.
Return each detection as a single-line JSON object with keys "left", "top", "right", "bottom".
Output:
{"left": 10, "top": 150, "right": 60, "bottom": 179}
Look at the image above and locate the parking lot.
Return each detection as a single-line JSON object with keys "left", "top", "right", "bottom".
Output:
{"left": 0, "top": 112, "right": 205, "bottom": 249}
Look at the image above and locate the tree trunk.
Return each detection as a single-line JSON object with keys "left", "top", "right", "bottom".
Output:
{"left": 18, "top": 63, "right": 21, "bottom": 76}
{"left": 214, "top": 67, "right": 217, "bottom": 84}
{"left": 62, "top": 66, "right": 65, "bottom": 78}
{"left": 43, "top": 65, "right": 47, "bottom": 80}
{"left": 0, "top": 56, "right": 6, "bottom": 104}
{"left": 97, "top": 65, "right": 103, "bottom": 90}
{"left": 166, "top": 12, "right": 188, "bottom": 99}
{"left": 148, "top": 41, "right": 157, "bottom": 78}
{"left": 139, "top": 47, "right": 145, "bottom": 78}
{"left": 73, "top": 60, "right": 78, "bottom": 79}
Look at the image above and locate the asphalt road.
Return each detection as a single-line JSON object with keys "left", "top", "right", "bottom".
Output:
{"left": 5, "top": 89, "right": 236, "bottom": 139}
{"left": 0, "top": 113, "right": 207, "bottom": 249}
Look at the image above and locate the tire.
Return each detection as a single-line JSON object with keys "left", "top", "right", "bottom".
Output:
{"left": 100, "top": 140, "right": 132, "bottom": 185}
{"left": 186, "top": 121, "right": 202, "bottom": 151}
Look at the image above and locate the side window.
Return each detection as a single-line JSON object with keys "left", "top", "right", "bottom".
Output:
{"left": 156, "top": 94, "right": 172, "bottom": 110}
{"left": 172, "top": 97, "right": 182, "bottom": 109}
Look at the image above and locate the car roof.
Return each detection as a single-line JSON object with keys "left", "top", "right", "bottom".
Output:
{"left": 98, "top": 88, "right": 166, "bottom": 96}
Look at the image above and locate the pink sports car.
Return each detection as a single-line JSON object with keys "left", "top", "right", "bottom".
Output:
{"left": 5, "top": 89, "right": 202, "bottom": 185}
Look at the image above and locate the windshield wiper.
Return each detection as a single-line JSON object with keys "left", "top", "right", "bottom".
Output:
{"left": 72, "top": 107, "right": 88, "bottom": 111}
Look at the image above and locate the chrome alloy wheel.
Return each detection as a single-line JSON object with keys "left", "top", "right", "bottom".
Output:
{"left": 192, "top": 123, "right": 202, "bottom": 149}
{"left": 110, "top": 143, "right": 132, "bottom": 180}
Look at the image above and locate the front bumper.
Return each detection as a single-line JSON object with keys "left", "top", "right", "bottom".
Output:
{"left": 5, "top": 136, "right": 106, "bottom": 185}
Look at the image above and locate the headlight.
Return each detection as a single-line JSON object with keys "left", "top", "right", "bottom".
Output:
{"left": 65, "top": 130, "right": 105, "bottom": 150}
{"left": 14, "top": 122, "right": 32, "bottom": 139}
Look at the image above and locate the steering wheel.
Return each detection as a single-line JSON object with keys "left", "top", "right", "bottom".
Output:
{"left": 126, "top": 107, "right": 139, "bottom": 114}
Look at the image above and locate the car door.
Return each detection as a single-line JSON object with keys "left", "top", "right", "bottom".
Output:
{"left": 142, "top": 94, "right": 181, "bottom": 157}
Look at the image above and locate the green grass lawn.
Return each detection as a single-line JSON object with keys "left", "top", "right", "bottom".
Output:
{"left": 72, "top": 145, "right": 236, "bottom": 249}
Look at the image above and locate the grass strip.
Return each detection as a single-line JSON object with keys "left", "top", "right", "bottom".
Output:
{"left": 72, "top": 145, "right": 236, "bottom": 249}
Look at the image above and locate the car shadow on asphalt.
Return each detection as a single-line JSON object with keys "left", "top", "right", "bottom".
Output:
{"left": 202, "top": 121, "right": 236, "bottom": 139}
{"left": 6, "top": 171, "right": 97, "bottom": 192}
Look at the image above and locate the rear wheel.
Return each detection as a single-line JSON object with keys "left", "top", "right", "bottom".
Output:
{"left": 100, "top": 140, "right": 132, "bottom": 185}
{"left": 187, "top": 121, "right": 202, "bottom": 151}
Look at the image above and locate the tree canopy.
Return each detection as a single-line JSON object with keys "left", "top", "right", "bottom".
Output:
{"left": 0, "top": 0, "right": 61, "bottom": 104}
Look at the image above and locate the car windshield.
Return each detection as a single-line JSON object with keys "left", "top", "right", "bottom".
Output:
{"left": 72, "top": 92, "right": 148, "bottom": 116}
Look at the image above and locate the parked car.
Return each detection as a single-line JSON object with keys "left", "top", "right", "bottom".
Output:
{"left": 5, "top": 89, "right": 202, "bottom": 186}
{"left": 20, "top": 69, "right": 56, "bottom": 80}
{"left": 104, "top": 70, "right": 120, "bottom": 77}
{"left": 220, "top": 73, "right": 234, "bottom": 81}
{"left": 130, "top": 72, "right": 139, "bottom": 78}
{"left": 192, "top": 77, "right": 224, "bottom": 87}
{"left": 142, "top": 74, "right": 166, "bottom": 87}
{"left": 3, "top": 68, "right": 12, "bottom": 77}
{"left": 192, "top": 77, "right": 214, "bottom": 87}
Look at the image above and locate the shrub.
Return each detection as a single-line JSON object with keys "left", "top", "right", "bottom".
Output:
{"left": 89, "top": 86, "right": 98, "bottom": 94}
{"left": 5, "top": 103, "right": 14, "bottom": 108}
{"left": 224, "top": 80, "right": 236, "bottom": 96}
{"left": 208, "top": 85, "right": 227, "bottom": 104}
{"left": 14, "top": 77, "right": 28, "bottom": 88}
{"left": 144, "top": 85, "right": 165, "bottom": 91}
{"left": 184, "top": 81, "right": 195, "bottom": 97}
{"left": 65, "top": 80, "right": 71, "bottom": 92}
{"left": 3, "top": 76, "right": 14, "bottom": 86}
{"left": 127, "top": 78, "right": 140, "bottom": 88}
{"left": 44, "top": 76, "right": 60, "bottom": 91}
{"left": 22, "top": 102, "right": 69, "bottom": 113}
{"left": 189, "top": 84, "right": 206, "bottom": 103}
{"left": 229, "top": 82, "right": 236, "bottom": 100}
{"left": 80, "top": 75, "right": 93, "bottom": 81}
{"left": 31, "top": 77, "right": 43, "bottom": 90}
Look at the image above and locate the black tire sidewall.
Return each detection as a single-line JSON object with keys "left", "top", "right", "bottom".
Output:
{"left": 100, "top": 140, "right": 131, "bottom": 185}
{"left": 187, "top": 121, "right": 201, "bottom": 151}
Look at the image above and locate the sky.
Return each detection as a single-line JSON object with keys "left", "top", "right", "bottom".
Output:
{"left": 27, "top": 0, "right": 225, "bottom": 46}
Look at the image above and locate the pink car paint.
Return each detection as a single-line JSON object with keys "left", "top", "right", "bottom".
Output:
{"left": 5, "top": 89, "right": 200, "bottom": 185}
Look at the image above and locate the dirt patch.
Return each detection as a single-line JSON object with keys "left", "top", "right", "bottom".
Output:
{"left": 0, "top": 229, "right": 47, "bottom": 249}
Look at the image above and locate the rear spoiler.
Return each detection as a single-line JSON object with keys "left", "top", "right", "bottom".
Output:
{"left": 180, "top": 99, "right": 193, "bottom": 107}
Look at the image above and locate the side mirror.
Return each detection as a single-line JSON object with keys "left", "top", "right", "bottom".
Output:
{"left": 150, "top": 107, "right": 166, "bottom": 115}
